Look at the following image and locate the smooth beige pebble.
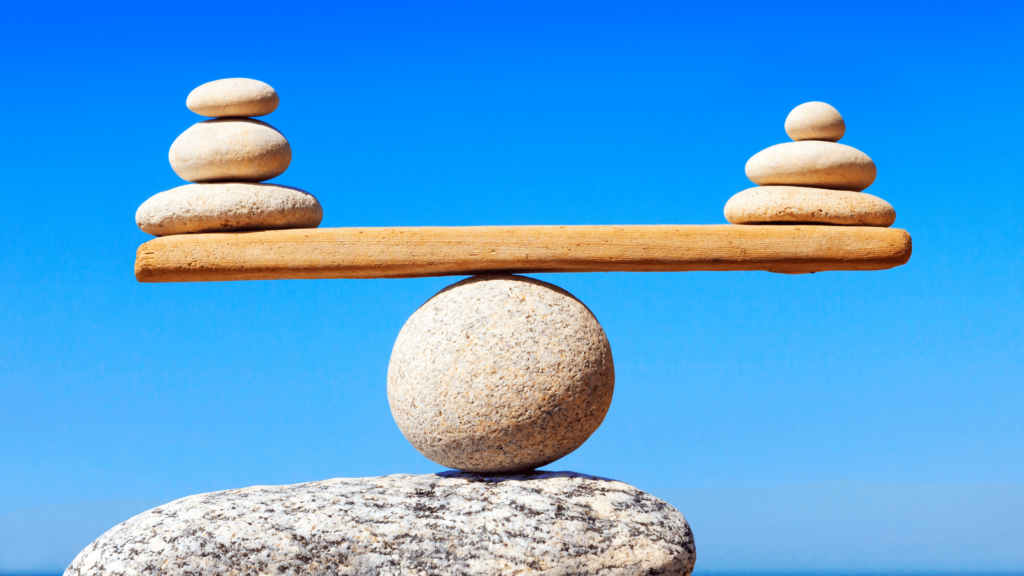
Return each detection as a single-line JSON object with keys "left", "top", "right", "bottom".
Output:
{"left": 785, "top": 101, "right": 845, "bottom": 142}
{"left": 136, "top": 183, "right": 322, "bottom": 236}
{"left": 387, "top": 274, "right": 615, "bottom": 473}
{"left": 187, "top": 78, "right": 279, "bottom": 117}
{"left": 169, "top": 119, "right": 291, "bottom": 183}
{"left": 746, "top": 141, "right": 876, "bottom": 192}
{"left": 725, "top": 186, "right": 895, "bottom": 226}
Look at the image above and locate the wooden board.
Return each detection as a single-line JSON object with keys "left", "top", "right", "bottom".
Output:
{"left": 135, "top": 225, "right": 912, "bottom": 283}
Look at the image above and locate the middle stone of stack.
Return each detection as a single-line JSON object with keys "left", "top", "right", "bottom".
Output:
{"left": 388, "top": 274, "right": 615, "bottom": 473}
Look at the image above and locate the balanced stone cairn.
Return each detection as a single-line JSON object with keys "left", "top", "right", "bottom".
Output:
{"left": 135, "top": 78, "right": 323, "bottom": 236}
{"left": 65, "top": 275, "right": 696, "bottom": 575}
{"left": 725, "top": 101, "right": 897, "bottom": 227}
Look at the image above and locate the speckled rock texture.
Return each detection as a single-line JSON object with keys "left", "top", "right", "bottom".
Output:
{"left": 745, "top": 141, "right": 876, "bottom": 192}
{"left": 187, "top": 78, "right": 279, "bottom": 118}
{"left": 724, "top": 186, "right": 895, "bottom": 227}
{"left": 169, "top": 119, "right": 291, "bottom": 183}
{"left": 136, "top": 183, "right": 323, "bottom": 236}
{"left": 784, "top": 101, "right": 846, "bottom": 142}
{"left": 388, "top": 275, "right": 614, "bottom": 473}
{"left": 64, "top": 472, "right": 696, "bottom": 576}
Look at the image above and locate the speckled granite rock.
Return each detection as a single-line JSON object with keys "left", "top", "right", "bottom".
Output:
{"left": 388, "top": 275, "right": 615, "bottom": 473}
{"left": 64, "top": 472, "right": 695, "bottom": 576}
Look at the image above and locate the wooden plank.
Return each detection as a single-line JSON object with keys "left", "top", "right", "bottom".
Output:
{"left": 134, "top": 225, "right": 913, "bottom": 283}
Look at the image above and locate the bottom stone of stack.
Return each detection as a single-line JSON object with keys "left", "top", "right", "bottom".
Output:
{"left": 136, "top": 183, "right": 323, "bottom": 236}
{"left": 725, "top": 186, "right": 895, "bottom": 227}
{"left": 64, "top": 471, "right": 696, "bottom": 576}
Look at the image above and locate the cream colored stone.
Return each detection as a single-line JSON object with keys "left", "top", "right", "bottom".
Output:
{"left": 169, "top": 119, "right": 291, "bottom": 182}
{"left": 746, "top": 141, "right": 876, "bottom": 191}
{"left": 724, "top": 186, "right": 895, "bottom": 227}
{"left": 785, "top": 101, "right": 845, "bottom": 142}
{"left": 387, "top": 274, "right": 614, "bottom": 473}
{"left": 186, "top": 78, "right": 279, "bottom": 117}
{"left": 136, "top": 183, "right": 322, "bottom": 236}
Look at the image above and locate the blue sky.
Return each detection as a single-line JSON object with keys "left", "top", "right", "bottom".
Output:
{"left": 1, "top": 1, "right": 1022, "bottom": 573}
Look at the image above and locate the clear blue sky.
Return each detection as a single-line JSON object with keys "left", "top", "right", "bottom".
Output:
{"left": 1, "top": 1, "right": 1022, "bottom": 573}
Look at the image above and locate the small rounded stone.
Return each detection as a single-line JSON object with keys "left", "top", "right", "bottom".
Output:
{"left": 785, "top": 101, "right": 846, "bottom": 142}
{"left": 136, "top": 183, "right": 323, "bottom": 236}
{"left": 745, "top": 141, "right": 876, "bottom": 192}
{"left": 169, "top": 119, "right": 291, "bottom": 183}
{"left": 187, "top": 78, "right": 279, "bottom": 118}
{"left": 387, "top": 274, "right": 615, "bottom": 473}
{"left": 724, "top": 186, "right": 895, "bottom": 227}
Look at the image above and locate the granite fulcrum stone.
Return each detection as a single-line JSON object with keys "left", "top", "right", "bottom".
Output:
{"left": 388, "top": 274, "right": 615, "bottom": 473}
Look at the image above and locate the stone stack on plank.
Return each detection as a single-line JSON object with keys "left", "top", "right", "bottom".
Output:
{"left": 65, "top": 273, "right": 697, "bottom": 576}
{"left": 725, "top": 101, "right": 897, "bottom": 227}
{"left": 135, "top": 78, "right": 322, "bottom": 236}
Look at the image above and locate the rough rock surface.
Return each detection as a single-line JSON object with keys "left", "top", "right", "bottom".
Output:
{"left": 187, "top": 78, "right": 279, "bottom": 118}
{"left": 724, "top": 186, "right": 895, "bottom": 227}
{"left": 784, "top": 101, "right": 845, "bottom": 142}
{"left": 169, "top": 118, "right": 291, "bottom": 183}
{"left": 745, "top": 141, "right": 876, "bottom": 192}
{"left": 64, "top": 472, "right": 695, "bottom": 576}
{"left": 388, "top": 275, "right": 614, "bottom": 473}
{"left": 136, "top": 183, "right": 323, "bottom": 236}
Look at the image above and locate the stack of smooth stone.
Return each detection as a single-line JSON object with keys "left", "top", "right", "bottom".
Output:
{"left": 135, "top": 78, "right": 322, "bottom": 236}
{"left": 724, "top": 101, "right": 896, "bottom": 227}
{"left": 65, "top": 274, "right": 696, "bottom": 576}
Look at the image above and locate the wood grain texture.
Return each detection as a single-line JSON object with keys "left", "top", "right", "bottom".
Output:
{"left": 135, "top": 224, "right": 913, "bottom": 283}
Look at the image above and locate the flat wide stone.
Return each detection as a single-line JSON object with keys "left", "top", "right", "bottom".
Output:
{"left": 136, "top": 183, "right": 323, "bottom": 236}
{"left": 725, "top": 186, "right": 896, "bottom": 227}
{"left": 65, "top": 472, "right": 696, "bottom": 576}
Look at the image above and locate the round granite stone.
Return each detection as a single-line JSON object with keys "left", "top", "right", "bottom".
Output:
{"left": 387, "top": 274, "right": 615, "bottom": 473}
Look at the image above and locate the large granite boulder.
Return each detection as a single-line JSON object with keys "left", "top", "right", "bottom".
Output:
{"left": 65, "top": 472, "right": 695, "bottom": 576}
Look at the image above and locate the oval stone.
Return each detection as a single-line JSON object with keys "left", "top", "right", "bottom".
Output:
{"left": 388, "top": 274, "right": 615, "bottom": 473}
{"left": 136, "top": 183, "right": 323, "bottom": 236}
{"left": 725, "top": 186, "right": 895, "bottom": 226}
{"left": 745, "top": 141, "right": 876, "bottom": 192}
{"left": 186, "top": 78, "right": 279, "bottom": 117}
{"left": 785, "top": 101, "right": 845, "bottom": 142}
{"left": 169, "top": 119, "right": 291, "bottom": 182}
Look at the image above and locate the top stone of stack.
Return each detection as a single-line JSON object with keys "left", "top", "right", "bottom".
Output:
{"left": 186, "top": 78, "right": 279, "bottom": 118}
{"left": 784, "top": 101, "right": 846, "bottom": 142}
